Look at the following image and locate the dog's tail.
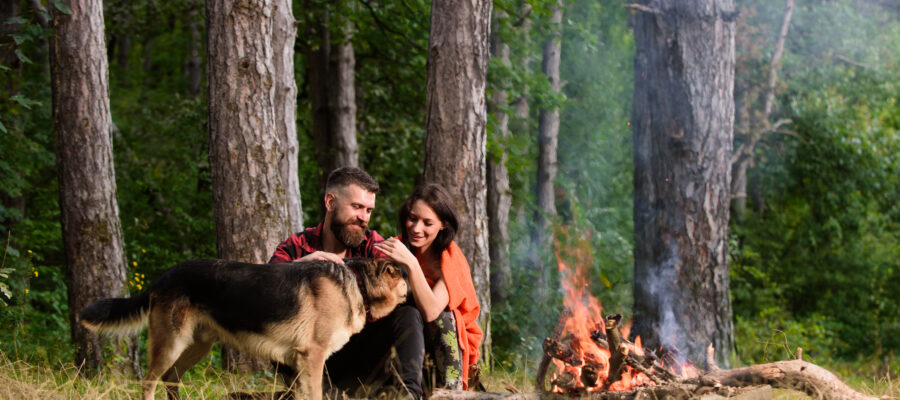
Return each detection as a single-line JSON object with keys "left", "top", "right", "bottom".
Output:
{"left": 80, "top": 292, "right": 150, "bottom": 336}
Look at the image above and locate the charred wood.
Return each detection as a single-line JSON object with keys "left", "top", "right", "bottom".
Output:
{"left": 543, "top": 338, "right": 582, "bottom": 367}
{"left": 604, "top": 315, "right": 627, "bottom": 386}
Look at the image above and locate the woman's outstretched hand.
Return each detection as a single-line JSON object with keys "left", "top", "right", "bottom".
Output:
{"left": 374, "top": 238, "right": 420, "bottom": 272}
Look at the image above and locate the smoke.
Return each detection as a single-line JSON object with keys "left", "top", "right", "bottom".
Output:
{"left": 643, "top": 244, "right": 690, "bottom": 364}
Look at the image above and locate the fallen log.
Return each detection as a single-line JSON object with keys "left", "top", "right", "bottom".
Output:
{"left": 430, "top": 358, "right": 883, "bottom": 400}
{"left": 704, "top": 359, "right": 881, "bottom": 400}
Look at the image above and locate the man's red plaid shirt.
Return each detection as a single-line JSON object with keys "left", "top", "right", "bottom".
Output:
{"left": 268, "top": 222, "right": 386, "bottom": 263}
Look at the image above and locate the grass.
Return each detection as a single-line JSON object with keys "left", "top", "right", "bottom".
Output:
{"left": 1, "top": 350, "right": 897, "bottom": 399}
{"left": 0, "top": 350, "right": 287, "bottom": 400}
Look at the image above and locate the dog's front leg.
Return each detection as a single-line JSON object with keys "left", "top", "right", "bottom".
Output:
{"left": 292, "top": 346, "right": 328, "bottom": 400}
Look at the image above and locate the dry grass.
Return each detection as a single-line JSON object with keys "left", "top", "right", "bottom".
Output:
{"left": 0, "top": 351, "right": 287, "bottom": 400}
{"left": 1, "top": 350, "right": 897, "bottom": 399}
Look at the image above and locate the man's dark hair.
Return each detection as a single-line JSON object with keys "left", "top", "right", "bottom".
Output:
{"left": 325, "top": 167, "right": 380, "bottom": 194}
{"left": 398, "top": 183, "right": 459, "bottom": 256}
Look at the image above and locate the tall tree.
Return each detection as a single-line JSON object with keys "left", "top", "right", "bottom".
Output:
{"left": 532, "top": 1, "right": 562, "bottom": 284}
{"left": 630, "top": 0, "right": 736, "bottom": 367}
{"left": 487, "top": 16, "right": 512, "bottom": 305}
{"left": 207, "top": 0, "right": 293, "bottom": 370}
{"left": 273, "top": 0, "right": 303, "bottom": 232}
{"left": 306, "top": 0, "right": 358, "bottom": 186}
{"left": 731, "top": 0, "right": 794, "bottom": 221}
{"left": 49, "top": 0, "right": 131, "bottom": 370}
{"left": 423, "top": 0, "right": 493, "bottom": 365}
{"left": 185, "top": 0, "right": 204, "bottom": 97}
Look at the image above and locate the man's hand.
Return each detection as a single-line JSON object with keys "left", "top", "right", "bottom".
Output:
{"left": 292, "top": 251, "right": 345, "bottom": 264}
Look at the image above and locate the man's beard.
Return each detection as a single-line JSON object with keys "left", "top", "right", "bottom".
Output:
{"left": 331, "top": 218, "right": 367, "bottom": 248}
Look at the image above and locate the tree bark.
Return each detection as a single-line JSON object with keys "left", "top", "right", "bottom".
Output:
{"left": 273, "top": 0, "right": 303, "bottom": 232}
{"left": 423, "top": 0, "right": 493, "bottom": 366}
{"left": 207, "top": 0, "right": 293, "bottom": 371}
{"left": 731, "top": 0, "right": 794, "bottom": 221}
{"left": 306, "top": 1, "right": 358, "bottom": 187}
{"left": 49, "top": 0, "right": 131, "bottom": 371}
{"left": 487, "top": 16, "right": 512, "bottom": 305}
{"left": 630, "top": 0, "right": 736, "bottom": 367}
{"left": 532, "top": 1, "right": 562, "bottom": 284}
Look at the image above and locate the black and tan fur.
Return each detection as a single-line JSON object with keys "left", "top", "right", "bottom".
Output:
{"left": 80, "top": 258, "right": 408, "bottom": 400}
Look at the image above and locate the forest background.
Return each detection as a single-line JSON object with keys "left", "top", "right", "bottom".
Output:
{"left": 1, "top": 0, "right": 899, "bottom": 388}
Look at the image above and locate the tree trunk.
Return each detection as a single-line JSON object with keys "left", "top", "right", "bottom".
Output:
{"left": 307, "top": 1, "right": 357, "bottom": 187}
{"left": 532, "top": 1, "right": 562, "bottom": 285}
{"left": 49, "top": 0, "right": 131, "bottom": 371}
{"left": 185, "top": 0, "right": 203, "bottom": 97}
{"left": 423, "top": 0, "right": 493, "bottom": 366}
{"left": 487, "top": 18, "right": 512, "bottom": 305}
{"left": 273, "top": 0, "right": 303, "bottom": 232}
{"left": 630, "top": 0, "right": 736, "bottom": 367}
{"left": 731, "top": 0, "right": 793, "bottom": 221}
{"left": 207, "top": 0, "right": 293, "bottom": 371}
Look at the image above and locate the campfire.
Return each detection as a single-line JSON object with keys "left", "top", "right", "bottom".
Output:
{"left": 431, "top": 238, "right": 881, "bottom": 400}
{"left": 537, "top": 311, "right": 698, "bottom": 395}
{"left": 535, "top": 250, "right": 703, "bottom": 396}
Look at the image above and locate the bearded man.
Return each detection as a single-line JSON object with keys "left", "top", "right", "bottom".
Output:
{"left": 269, "top": 167, "right": 424, "bottom": 400}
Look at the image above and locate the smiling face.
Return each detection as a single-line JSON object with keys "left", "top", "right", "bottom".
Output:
{"left": 326, "top": 184, "right": 376, "bottom": 248}
{"left": 404, "top": 200, "right": 445, "bottom": 255}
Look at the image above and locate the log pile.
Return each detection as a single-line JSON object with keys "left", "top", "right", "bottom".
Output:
{"left": 430, "top": 311, "right": 884, "bottom": 400}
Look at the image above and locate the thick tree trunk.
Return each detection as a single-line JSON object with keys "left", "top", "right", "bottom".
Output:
{"left": 273, "top": 0, "right": 303, "bottom": 232}
{"left": 49, "top": 0, "right": 131, "bottom": 371}
{"left": 532, "top": 1, "right": 562, "bottom": 284}
{"left": 631, "top": 0, "right": 736, "bottom": 367}
{"left": 731, "top": 0, "right": 793, "bottom": 221}
{"left": 423, "top": 0, "right": 493, "bottom": 366}
{"left": 307, "top": 2, "right": 357, "bottom": 187}
{"left": 207, "top": 0, "right": 293, "bottom": 371}
{"left": 487, "top": 18, "right": 512, "bottom": 305}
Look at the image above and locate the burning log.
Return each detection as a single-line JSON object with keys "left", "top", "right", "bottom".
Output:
{"left": 580, "top": 363, "right": 600, "bottom": 388}
{"left": 603, "top": 314, "right": 627, "bottom": 386}
{"left": 542, "top": 337, "right": 582, "bottom": 367}
{"left": 535, "top": 309, "right": 570, "bottom": 393}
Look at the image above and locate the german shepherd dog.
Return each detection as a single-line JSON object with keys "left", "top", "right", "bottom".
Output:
{"left": 80, "top": 258, "right": 408, "bottom": 400}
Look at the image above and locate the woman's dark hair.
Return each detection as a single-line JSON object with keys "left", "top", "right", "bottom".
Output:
{"left": 398, "top": 183, "right": 459, "bottom": 256}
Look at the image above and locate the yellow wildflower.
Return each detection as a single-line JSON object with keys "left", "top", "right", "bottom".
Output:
{"left": 34, "top": 271, "right": 38, "bottom": 277}
{"left": 132, "top": 261, "right": 138, "bottom": 267}
{"left": 27, "top": 250, "right": 32, "bottom": 254}
{"left": 141, "top": 249, "right": 146, "bottom": 254}
{"left": 136, "top": 284, "right": 142, "bottom": 291}
{"left": 24, "top": 289, "right": 29, "bottom": 294}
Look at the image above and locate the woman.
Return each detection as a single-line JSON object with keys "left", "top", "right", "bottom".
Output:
{"left": 374, "top": 183, "right": 483, "bottom": 391}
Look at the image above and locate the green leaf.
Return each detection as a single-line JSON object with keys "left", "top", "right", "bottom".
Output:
{"left": 4, "top": 16, "right": 28, "bottom": 25}
{"left": 9, "top": 94, "right": 40, "bottom": 110}
{"left": 0, "top": 283, "right": 11, "bottom": 300}
{"left": 0, "top": 120, "right": 6, "bottom": 134}
{"left": 50, "top": 0, "right": 72, "bottom": 15}
{"left": 14, "top": 49, "right": 32, "bottom": 64}
{"left": 10, "top": 33, "right": 31, "bottom": 45}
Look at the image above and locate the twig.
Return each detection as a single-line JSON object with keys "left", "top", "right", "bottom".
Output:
{"left": 624, "top": 3, "right": 661, "bottom": 14}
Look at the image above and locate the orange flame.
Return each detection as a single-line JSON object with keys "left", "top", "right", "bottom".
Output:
{"left": 550, "top": 230, "right": 694, "bottom": 393}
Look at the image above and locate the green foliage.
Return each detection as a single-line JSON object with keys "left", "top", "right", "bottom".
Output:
{"left": 731, "top": 66, "right": 900, "bottom": 362}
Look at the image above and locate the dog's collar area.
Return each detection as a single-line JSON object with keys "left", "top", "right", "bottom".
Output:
{"left": 349, "top": 265, "right": 374, "bottom": 322}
